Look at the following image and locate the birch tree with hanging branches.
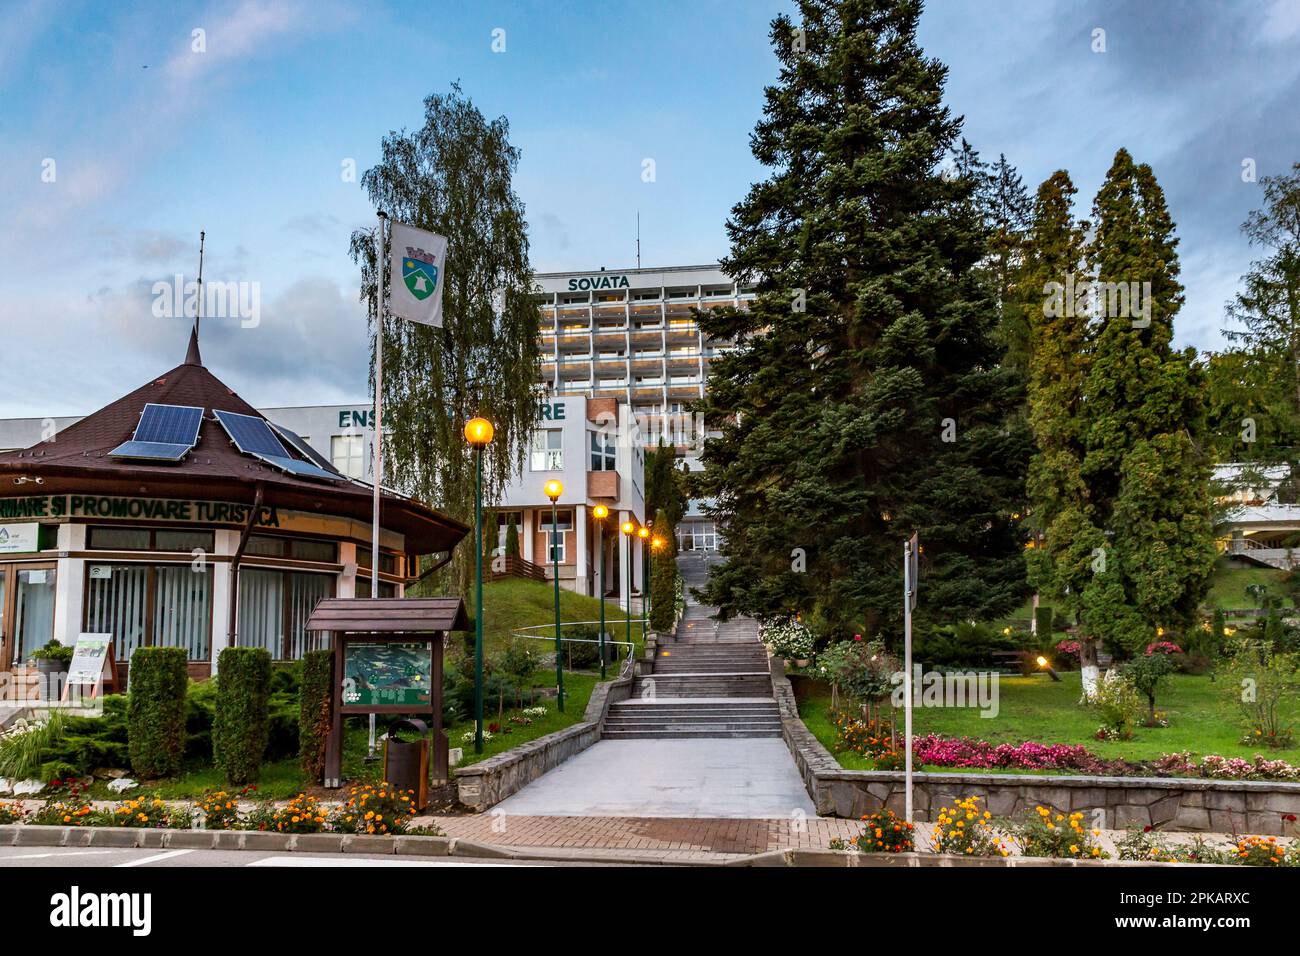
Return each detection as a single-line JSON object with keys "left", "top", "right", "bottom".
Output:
{"left": 349, "top": 84, "right": 541, "bottom": 595}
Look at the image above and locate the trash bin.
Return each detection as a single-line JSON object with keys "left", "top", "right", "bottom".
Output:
{"left": 382, "top": 718, "right": 430, "bottom": 811}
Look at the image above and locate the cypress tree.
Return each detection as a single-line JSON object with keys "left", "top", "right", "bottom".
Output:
{"left": 1079, "top": 150, "right": 1214, "bottom": 655}
{"left": 695, "top": 0, "right": 1031, "bottom": 638}
{"left": 1020, "top": 171, "right": 1102, "bottom": 678}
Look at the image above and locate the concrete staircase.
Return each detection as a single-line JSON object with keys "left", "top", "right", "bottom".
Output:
{"left": 602, "top": 555, "right": 781, "bottom": 740}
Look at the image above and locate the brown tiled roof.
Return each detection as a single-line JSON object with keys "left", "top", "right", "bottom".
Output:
{"left": 0, "top": 330, "right": 468, "bottom": 555}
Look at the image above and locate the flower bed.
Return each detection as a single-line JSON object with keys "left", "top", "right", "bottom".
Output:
{"left": 828, "top": 795, "right": 1299, "bottom": 866}
{"left": 10, "top": 781, "right": 441, "bottom": 837}
{"left": 911, "top": 733, "right": 1300, "bottom": 782}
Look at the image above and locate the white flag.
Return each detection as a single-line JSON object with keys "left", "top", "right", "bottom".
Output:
{"left": 388, "top": 220, "right": 449, "bottom": 327}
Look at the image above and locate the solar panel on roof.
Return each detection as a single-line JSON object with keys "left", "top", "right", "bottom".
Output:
{"left": 108, "top": 440, "right": 191, "bottom": 462}
{"left": 270, "top": 423, "right": 340, "bottom": 475}
{"left": 215, "top": 410, "right": 339, "bottom": 483}
{"left": 109, "top": 403, "right": 205, "bottom": 462}
{"left": 214, "top": 410, "right": 287, "bottom": 457}
{"left": 134, "top": 404, "right": 204, "bottom": 445}
{"left": 260, "top": 455, "right": 341, "bottom": 482}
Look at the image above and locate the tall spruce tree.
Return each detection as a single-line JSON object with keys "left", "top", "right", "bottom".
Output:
{"left": 695, "top": 0, "right": 1031, "bottom": 640}
{"left": 1078, "top": 152, "right": 1214, "bottom": 654}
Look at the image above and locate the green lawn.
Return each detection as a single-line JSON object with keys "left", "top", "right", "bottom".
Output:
{"left": 466, "top": 577, "right": 644, "bottom": 657}
{"left": 1205, "top": 557, "right": 1292, "bottom": 610}
{"left": 799, "top": 670, "right": 1300, "bottom": 773}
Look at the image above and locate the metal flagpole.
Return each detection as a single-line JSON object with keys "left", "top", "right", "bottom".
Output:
{"left": 368, "top": 210, "right": 388, "bottom": 761}
{"left": 904, "top": 533, "right": 917, "bottom": 824}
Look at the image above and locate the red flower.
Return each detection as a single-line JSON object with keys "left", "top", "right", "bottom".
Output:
{"left": 853, "top": 633, "right": 863, "bottom": 642}
{"left": 1143, "top": 825, "right": 1152, "bottom": 832}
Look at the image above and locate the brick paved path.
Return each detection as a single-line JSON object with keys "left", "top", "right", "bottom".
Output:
{"left": 428, "top": 814, "right": 864, "bottom": 857}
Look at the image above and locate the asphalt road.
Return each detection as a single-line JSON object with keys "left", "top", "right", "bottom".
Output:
{"left": 0, "top": 845, "right": 564, "bottom": 867}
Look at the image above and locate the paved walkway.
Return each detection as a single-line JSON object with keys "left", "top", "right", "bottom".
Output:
{"left": 489, "top": 738, "right": 816, "bottom": 818}
{"left": 430, "top": 813, "right": 862, "bottom": 860}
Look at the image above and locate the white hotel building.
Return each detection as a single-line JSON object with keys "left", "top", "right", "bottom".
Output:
{"left": 0, "top": 264, "right": 752, "bottom": 602}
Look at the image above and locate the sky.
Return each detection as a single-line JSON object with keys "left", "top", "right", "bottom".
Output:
{"left": 2, "top": 0, "right": 1299, "bottom": 418}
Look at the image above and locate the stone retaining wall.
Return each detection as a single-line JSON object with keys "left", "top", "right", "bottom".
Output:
{"left": 454, "top": 670, "right": 633, "bottom": 811}
{"left": 770, "top": 661, "right": 1300, "bottom": 836}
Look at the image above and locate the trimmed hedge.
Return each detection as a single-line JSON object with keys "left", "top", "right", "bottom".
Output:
{"left": 213, "top": 647, "right": 272, "bottom": 785}
{"left": 1034, "top": 604, "right": 1055, "bottom": 639}
{"left": 299, "top": 650, "right": 333, "bottom": 782}
{"left": 649, "top": 510, "right": 677, "bottom": 633}
{"left": 126, "top": 647, "right": 189, "bottom": 778}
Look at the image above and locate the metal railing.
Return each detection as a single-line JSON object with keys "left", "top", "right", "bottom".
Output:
{"left": 510, "top": 620, "right": 642, "bottom": 680}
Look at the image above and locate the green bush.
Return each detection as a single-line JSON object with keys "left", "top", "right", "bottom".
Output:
{"left": 506, "top": 522, "right": 520, "bottom": 558}
{"left": 127, "top": 647, "right": 189, "bottom": 778}
{"left": 213, "top": 647, "right": 272, "bottom": 785}
{"left": 299, "top": 650, "right": 333, "bottom": 782}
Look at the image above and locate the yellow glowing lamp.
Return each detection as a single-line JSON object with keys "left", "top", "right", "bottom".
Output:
{"left": 1036, "top": 656, "right": 1048, "bottom": 668}
{"left": 463, "top": 417, "right": 494, "bottom": 447}
{"left": 652, "top": 535, "right": 665, "bottom": 550}
{"left": 621, "top": 521, "right": 636, "bottom": 536}
{"left": 593, "top": 504, "right": 609, "bottom": 520}
{"left": 637, "top": 526, "right": 649, "bottom": 540}
{"left": 544, "top": 479, "right": 563, "bottom": 502}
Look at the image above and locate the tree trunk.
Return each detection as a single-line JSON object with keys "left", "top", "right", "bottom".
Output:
{"left": 1079, "top": 635, "right": 1100, "bottom": 699}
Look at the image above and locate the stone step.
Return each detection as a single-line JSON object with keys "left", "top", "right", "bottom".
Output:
{"left": 603, "top": 702, "right": 774, "bottom": 717}
{"left": 606, "top": 710, "right": 779, "bottom": 721}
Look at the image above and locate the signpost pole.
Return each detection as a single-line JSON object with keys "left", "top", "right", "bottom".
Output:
{"left": 904, "top": 533, "right": 917, "bottom": 825}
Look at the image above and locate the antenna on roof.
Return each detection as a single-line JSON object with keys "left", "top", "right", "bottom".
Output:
{"left": 636, "top": 211, "right": 641, "bottom": 269}
{"left": 195, "top": 230, "right": 206, "bottom": 338}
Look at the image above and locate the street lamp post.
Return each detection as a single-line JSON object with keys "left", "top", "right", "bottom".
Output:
{"left": 592, "top": 504, "right": 609, "bottom": 679}
{"left": 463, "top": 416, "right": 494, "bottom": 754}
{"left": 621, "top": 520, "right": 636, "bottom": 648}
{"left": 545, "top": 479, "right": 565, "bottom": 712}
{"left": 638, "top": 526, "right": 650, "bottom": 637}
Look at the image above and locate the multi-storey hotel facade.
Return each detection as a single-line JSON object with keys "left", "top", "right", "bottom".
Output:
{"left": 532, "top": 264, "right": 754, "bottom": 554}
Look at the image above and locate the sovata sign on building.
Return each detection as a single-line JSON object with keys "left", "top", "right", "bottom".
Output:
{"left": 567, "top": 274, "right": 630, "bottom": 291}
{"left": 0, "top": 523, "right": 39, "bottom": 554}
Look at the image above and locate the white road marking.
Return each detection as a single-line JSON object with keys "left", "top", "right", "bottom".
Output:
{"left": 245, "top": 856, "right": 529, "bottom": 867}
{"left": 115, "top": 849, "right": 195, "bottom": 867}
{"left": 5, "top": 850, "right": 117, "bottom": 860}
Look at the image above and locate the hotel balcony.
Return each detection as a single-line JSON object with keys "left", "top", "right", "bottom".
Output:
{"left": 558, "top": 357, "right": 593, "bottom": 379}
{"left": 591, "top": 327, "right": 625, "bottom": 348}
{"left": 667, "top": 379, "right": 704, "bottom": 399}
{"left": 587, "top": 469, "right": 620, "bottom": 499}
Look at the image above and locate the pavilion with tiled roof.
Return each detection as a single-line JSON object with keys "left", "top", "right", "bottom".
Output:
{"left": 0, "top": 329, "right": 468, "bottom": 680}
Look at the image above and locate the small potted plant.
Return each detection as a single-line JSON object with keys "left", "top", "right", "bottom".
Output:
{"left": 29, "top": 639, "right": 73, "bottom": 679}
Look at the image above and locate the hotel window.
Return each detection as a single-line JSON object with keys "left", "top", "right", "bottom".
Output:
{"left": 238, "top": 568, "right": 334, "bottom": 660}
{"left": 356, "top": 547, "right": 400, "bottom": 576}
{"left": 331, "top": 434, "right": 366, "bottom": 478}
{"left": 85, "top": 563, "right": 213, "bottom": 662}
{"left": 539, "top": 509, "right": 572, "bottom": 563}
{"left": 530, "top": 429, "right": 563, "bottom": 471}
{"left": 354, "top": 577, "right": 397, "bottom": 598}
{"left": 590, "top": 430, "right": 617, "bottom": 471}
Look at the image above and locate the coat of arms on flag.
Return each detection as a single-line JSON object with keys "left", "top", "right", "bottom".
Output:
{"left": 388, "top": 220, "right": 448, "bottom": 326}
{"left": 401, "top": 247, "right": 439, "bottom": 301}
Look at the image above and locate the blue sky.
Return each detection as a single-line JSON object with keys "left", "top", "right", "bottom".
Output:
{"left": 2, "top": 0, "right": 1299, "bottom": 417}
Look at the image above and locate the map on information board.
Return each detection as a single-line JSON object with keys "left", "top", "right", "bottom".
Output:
{"left": 341, "top": 641, "right": 432, "bottom": 709}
